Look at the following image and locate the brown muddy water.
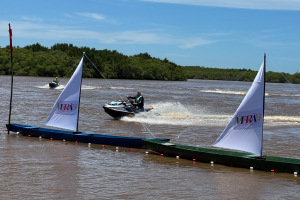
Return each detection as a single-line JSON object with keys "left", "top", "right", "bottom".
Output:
{"left": 0, "top": 75, "right": 300, "bottom": 199}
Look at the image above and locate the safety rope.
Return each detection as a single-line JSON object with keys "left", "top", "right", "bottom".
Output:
{"left": 58, "top": 66, "right": 76, "bottom": 84}
{"left": 84, "top": 54, "right": 125, "bottom": 102}
{"left": 268, "top": 56, "right": 300, "bottom": 96}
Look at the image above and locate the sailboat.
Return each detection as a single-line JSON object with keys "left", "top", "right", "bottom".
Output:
{"left": 7, "top": 53, "right": 170, "bottom": 147}
{"left": 143, "top": 53, "right": 300, "bottom": 174}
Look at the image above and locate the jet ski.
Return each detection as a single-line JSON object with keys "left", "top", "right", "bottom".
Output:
{"left": 103, "top": 97, "right": 153, "bottom": 119}
{"left": 49, "top": 81, "right": 59, "bottom": 88}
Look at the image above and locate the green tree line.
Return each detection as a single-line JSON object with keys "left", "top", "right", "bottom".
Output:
{"left": 1, "top": 43, "right": 300, "bottom": 83}
{"left": 0, "top": 43, "right": 187, "bottom": 81}
{"left": 183, "top": 66, "right": 300, "bottom": 84}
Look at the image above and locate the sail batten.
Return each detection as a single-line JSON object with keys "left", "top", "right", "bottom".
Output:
{"left": 213, "top": 59, "right": 265, "bottom": 156}
{"left": 45, "top": 56, "right": 84, "bottom": 131}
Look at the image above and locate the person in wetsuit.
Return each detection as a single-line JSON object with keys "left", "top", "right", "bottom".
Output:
{"left": 127, "top": 92, "right": 144, "bottom": 113}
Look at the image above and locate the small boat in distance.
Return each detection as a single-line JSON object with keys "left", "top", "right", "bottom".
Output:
{"left": 7, "top": 53, "right": 170, "bottom": 147}
{"left": 143, "top": 53, "right": 300, "bottom": 174}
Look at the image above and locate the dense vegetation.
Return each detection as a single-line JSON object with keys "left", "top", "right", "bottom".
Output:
{"left": 0, "top": 43, "right": 186, "bottom": 81}
{"left": 1, "top": 43, "right": 300, "bottom": 84}
{"left": 183, "top": 66, "right": 300, "bottom": 84}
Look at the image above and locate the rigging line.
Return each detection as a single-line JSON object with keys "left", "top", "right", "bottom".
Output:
{"left": 59, "top": 66, "right": 76, "bottom": 82}
{"left": 177, "top": 128, "right": 189, "bottom": 139}
{"left": 50, "top": 65, "right": 77, "bottom": 87}
{"left": 268, "top": 56, "right": 300, "bottom": 96}
{"left": 84, "top": 54, "right": 125, "bottom": 101}
{"left": 141, "top": 122, "right": 156, "bottom": 138}
{"left": 84, "top": 54, "right": 156, "bottom": 138}
{"left": 138, "top": 109, "right": 157, "bottom": 138}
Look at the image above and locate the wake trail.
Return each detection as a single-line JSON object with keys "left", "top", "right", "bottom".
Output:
{"left": 201, "top": 89, "right": 300, "bottom": 97}
{"left": 121, "top": 102, "right": 300, "bottom": 127}
{"left": 35, "top": 84, "right": 134, "bottom": 90}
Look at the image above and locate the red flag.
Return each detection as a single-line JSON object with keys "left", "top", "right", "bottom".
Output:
{"left": 8, "top": 23, "right": 13, "bottom": 53}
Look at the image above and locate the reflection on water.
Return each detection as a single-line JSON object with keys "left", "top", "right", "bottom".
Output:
{"left": 1, "top": 76, "right": 300, "bottom": 199}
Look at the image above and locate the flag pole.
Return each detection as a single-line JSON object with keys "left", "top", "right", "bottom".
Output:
{"left": 8, "top": 23, "right": 13, "bottom": 134}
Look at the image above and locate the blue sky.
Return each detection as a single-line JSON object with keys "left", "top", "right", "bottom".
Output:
{"left": 1, "top": 0, "right": 300, "bottom": 74}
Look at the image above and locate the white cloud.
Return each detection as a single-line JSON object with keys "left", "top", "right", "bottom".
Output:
{"left": 179, "top": 38, "right": 215, "bottom": 49}
{"left": 75, "top": 13, "right": 106, "bottom": 20}
{"left": 96, "top": 31, "right": 215, "bottom": 49}
{"left": 244, "top": 33, "right": 299, "bottom": 47}
{"left": 165, "top": 53, "right": 190, "bottom": 58}
{"left": 140, "top": 0, "right": 300, "bottom": 10}
{"left": 21, "top": 16, "right": 43, "bottom": 21}
{"left": 0, "top": 21, "right": 215, "bottom": 49}
{"left": 246, "top": 38, "right": 295, "bottom": 47}
{"left": 97, "top": 31, "right": 166, "bottom": 44}
{"left": 65, "top": 12, "right": 117, "bottom": 24}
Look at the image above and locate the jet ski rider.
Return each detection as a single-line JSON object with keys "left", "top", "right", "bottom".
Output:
{"left": 127, "top": 92, "right": 144, "bottom": 113}
{"left": 53, "top": 77, "right": 59, "bottom": 84}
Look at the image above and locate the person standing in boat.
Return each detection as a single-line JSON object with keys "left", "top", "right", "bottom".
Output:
{"left": 127, "top": 92, "right": 144, "bottom": 113}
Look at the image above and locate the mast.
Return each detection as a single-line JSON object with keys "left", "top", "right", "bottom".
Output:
{"left": 8, "top": 24, "right": 13, "bottom": 135}
{"left": 76, "top": 52, "right": 85, "bottom": 132}
{"left": 261, "top": 52, "right": 266, "bottom": 157}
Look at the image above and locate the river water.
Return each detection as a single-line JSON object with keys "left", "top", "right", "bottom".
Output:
{"left": 0, "top": 75, "right": 300, "bottom": 199}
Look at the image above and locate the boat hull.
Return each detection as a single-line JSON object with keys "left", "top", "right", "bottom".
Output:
{"left": 103, "top": 106, "right": 152, "bottom": 119}
{"left": 49, "top": 82, "right": 59, "bottom": 88}
{"left": 103, "top": 106, "right": 135, "bottom": 119}
{"left": 6, "top": 124, "right": 170, "bottom": 148}
{"left": 143, "top": 139, "right": 300, "bottom": 174}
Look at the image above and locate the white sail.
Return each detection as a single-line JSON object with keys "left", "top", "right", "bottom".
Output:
{"left": 45, "top": 56, "right": 84, "bottom": 131}
{"left": 213, "top": 60, "right": 265, "bottom": 156}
